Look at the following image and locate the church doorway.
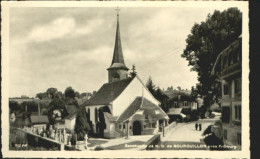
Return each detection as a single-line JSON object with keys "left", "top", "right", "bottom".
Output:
{"left": 133, "top": 121, "right": 142, "bottom": 135}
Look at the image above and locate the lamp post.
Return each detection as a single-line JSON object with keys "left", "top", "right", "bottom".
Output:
{"left": 162, "top": 122, "right": 165, "bottom": 137}
{"left": 126, "top": 121, "right": 129, "bottom": 139}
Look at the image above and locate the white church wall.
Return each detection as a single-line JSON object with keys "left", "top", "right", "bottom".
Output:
{"left": 103, "top": 115, "right": 111, "bottom": 133}
{"left": 113, "top": 77, "right": 160, "bottom": 117}
{"left": 85, "top": 105, "right": 104, "bottom": 133}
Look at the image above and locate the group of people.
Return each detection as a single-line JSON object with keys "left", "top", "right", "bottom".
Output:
{"left": 195, "top": 122, "right": 202, "bottom": 131}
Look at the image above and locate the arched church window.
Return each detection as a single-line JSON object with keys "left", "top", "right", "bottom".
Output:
{"left": 87, "top": 108, "right": 90, "bottom": 121}
{"left": 95, "top": 108, "right": 98, "bottom": 122}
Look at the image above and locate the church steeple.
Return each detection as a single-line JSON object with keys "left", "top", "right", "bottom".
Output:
{"left": 107, "top": 8, "right": 129, "bottom": 83}
{"left": 108, "top": 8, "right": 128, "bottom": 70}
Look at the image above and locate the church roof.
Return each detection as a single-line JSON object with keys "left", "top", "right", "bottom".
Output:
{"left": 108, "top": 12, "right": 128, "bottom": 71}
{"left": 117, "top": 96, "right": 167, "bottom": 122}
{"left": 82, "top": 77, "right": 134, "bottom": 106}
{"left": 117, "top": 97, "right": 142, "bottom": 122}
{"left": 103, "top": 112, "right": 118, "bottom": 122}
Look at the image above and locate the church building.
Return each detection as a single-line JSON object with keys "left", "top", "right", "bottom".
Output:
{"left": 81, "top": 11, "right": 169, "bottom": 139}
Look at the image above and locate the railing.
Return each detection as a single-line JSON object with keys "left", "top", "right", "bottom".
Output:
{"left": 114, "top": 127, "right": 125, "bottom": 137}
{"left": 221, "top": 62, "right": 241, "bottom": 78}
{"left": 164, "top": 122, "right": 177, "bottom": 136}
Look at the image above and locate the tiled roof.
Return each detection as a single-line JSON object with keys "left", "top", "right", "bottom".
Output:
{"left": 75, "top": 97, "right": 89, "bottom": 105}
{"left": 65, "top": 105, "right": 77, "bottom": 114}
{"left": 104, "top": 112, "right": 117, "bottom": 122}
{"left": 117, "top": 97, "right": 142, "bottom": 122}
{"left": 82, "top": 77, "right": 134, "bottom": 106}
{"left": 30, "top": 115, "right": 49, "bottom": 124}
{"left": 141, "top": 97, "right": 160, "bottom": 110}
{"left": 64, "top": 112, "right": 77, "bottom": 120}
{"left": 168, "top": 108, "right": 183, "bottom": 115}
{"left": 117, "top": 97, "right": 168, "bottom": 122}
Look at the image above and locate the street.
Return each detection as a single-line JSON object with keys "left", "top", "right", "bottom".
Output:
{"left": 158, "top": 119, "right": 216, "bottom": 150}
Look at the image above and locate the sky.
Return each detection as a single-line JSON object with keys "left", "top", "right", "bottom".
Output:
{"left": 9, "top": 6, "right": 234, "bottom": 98}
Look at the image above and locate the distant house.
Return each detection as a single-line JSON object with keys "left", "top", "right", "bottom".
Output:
{"left": 64, "top": 105, "right": 78, "bottom": 133}
{"left": 64, "top": 113, "right": 77, "bottom": 133}
{"left": 30, "top": 115, "right": 49, "bottom": 129}
{"left": 9, "top": 97, "right": 35, "bottom": 105}
{"left": 167, "top": 108, "right": 186, "bottom": 123}
{"left": 164, "top": 89, "right": 191, "bottom": 99}
{"left": 168, "top": 95, "right": 198, "bottom": 110}
{"left": 211, "top": 36, "right": 242, "bottom": 148}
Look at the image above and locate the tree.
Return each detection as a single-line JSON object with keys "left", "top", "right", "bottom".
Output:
{"left": 46, "top": 88, "right": 58, "bottom": 99}
{"left": 75, "top": 91, "right": 80, "bottom": 98}
{"left": 181, "top": 8, "right": 242, "bottom": 108}
{"left": 9, "top": 101, "right": 19, "bottom": 112}
{"left": 146, "top": 77, "right": 170, "bottom": 112}
{"left": 146, "top": 76, "right": 156, "bottom": 95}
{"left": 154, "top": 88, "right": 169, "bottom": 112}
{"left": 48, "top": 98, "right": 66, "bottom": 124}
{"left": 27, "top": 101, "right": 38, "bottom": 112}
{"left": 54, "top": 91, "right": 63, "bottom": 99}
{"left": 130, "top": 64, "right": 137, "bottom": 77}
{"left": 190, "top": 86, "right": 199, "bottom": 101}
{"left": 64, "top": 87, "right": 76, "bottom": 99}
{"left": 167, "top": 86, "right": 173, "bottom": 91}
{"left": 74, "top": 107, "right": 91, "bottom": 140}
{"left": 80, "top": 92, "right": 92, "bottom": 98}
{"left": 36, "top": 92, "right": 48, "bottom": 99}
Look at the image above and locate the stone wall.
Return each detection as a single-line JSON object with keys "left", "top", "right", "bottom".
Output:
{"left": 145, "top": 134, "right": 161, "bottom": 150}
{"left": 223, "top": 125, "right": 241, "bottom": 149}
{"left": 164, "top": 122, "right": 177, "bottom": 136}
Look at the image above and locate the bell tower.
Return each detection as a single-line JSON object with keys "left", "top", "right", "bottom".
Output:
{"left": 107, "top": 8, "right": 129, "bottom": 83}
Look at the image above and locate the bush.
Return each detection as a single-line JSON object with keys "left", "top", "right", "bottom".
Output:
{"left": 94, "top": 145, "right": 104, "bottom": 151}
{"left": 71, "top": 135, "right": 76, "bottom": 145}
{"left": 209, "top": 113, "right": 215, "bottom": 118}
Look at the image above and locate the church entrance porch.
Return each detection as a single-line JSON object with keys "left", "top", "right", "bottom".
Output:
{"left": 132, "top": 121, "right": 142, "bottom": 135}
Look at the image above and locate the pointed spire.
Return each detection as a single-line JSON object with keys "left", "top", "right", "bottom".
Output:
{"left": 108, "top": 7, "right": 128, "bottom": 70}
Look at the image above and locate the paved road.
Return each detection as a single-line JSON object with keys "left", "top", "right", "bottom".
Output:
{"left": 158, "top": 120, "right": 215, "bottom": 150}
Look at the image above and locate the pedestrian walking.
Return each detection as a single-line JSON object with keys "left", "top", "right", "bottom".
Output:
{"left": 199, "top": 123, "right": 202, "bottom": 131}
{"left": 195, "top": 122, "right": 198, "bottom": 130}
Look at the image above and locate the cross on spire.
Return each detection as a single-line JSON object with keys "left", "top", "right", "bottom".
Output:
{"left": 115, "top": 7, "right": 120, "bottom": 16}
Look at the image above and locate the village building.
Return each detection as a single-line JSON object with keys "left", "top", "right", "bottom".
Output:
{"left": 80, "top": 11, "right": 169, "bottom": 139}
{"left": 168, "top": 95, "right": 198, "bottom": 110}
{"left": 30, "top": 115, "right": 49, "bottom": 130}
{"left": 64, "top": 104, "right": 78, "bottom": 133}
{"left": 211, "top": 35, "right": 242, "bottom": 148}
